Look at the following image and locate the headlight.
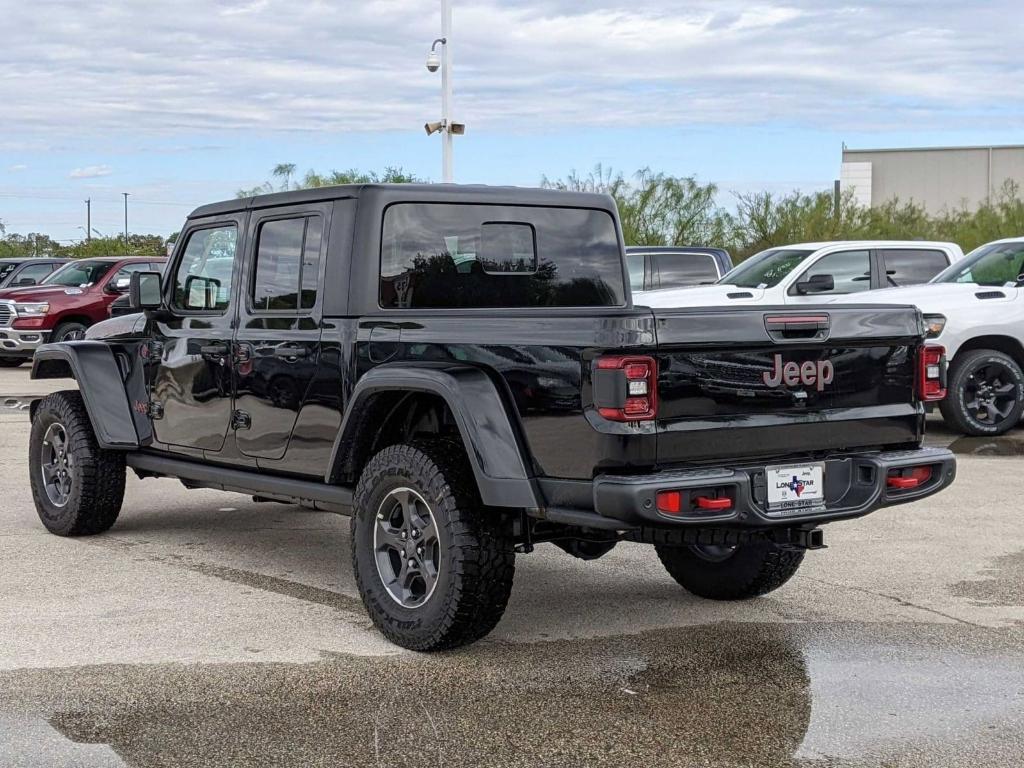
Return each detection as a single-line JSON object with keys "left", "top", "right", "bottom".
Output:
{"left": 14, "top": 302, "right": 50, "bottom": 316}
{"left": 923, "top": 314, "right": 946, "bottom": 338}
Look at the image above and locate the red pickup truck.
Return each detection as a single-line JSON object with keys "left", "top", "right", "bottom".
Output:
{"left": 0, "top": 257, "right": 165, "bottom": 366}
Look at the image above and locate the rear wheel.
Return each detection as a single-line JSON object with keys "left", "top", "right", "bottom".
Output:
{"left": 351, "top": 440, "right": 516, "bottom": 651}
{"left": 655, "top": 540, "right": 804, "bottom": 600}
{"left": 28, "top": 390, "right": 125, "bottom": 536}
{"left": 939, "top": 349, "right": 1024, "bottom": 436}
{"left": 51, "top": 322, "right": 89, "bottom": 343}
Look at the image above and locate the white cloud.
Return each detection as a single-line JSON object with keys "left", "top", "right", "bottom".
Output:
{"left": 0, "top": 1, "right": 1020, "bottom": 140}
{"left": 69, "top": 165, "right": 113, "bottom": 179}
{"left": 7, "top": 164, "right": 28, "bottom": 172}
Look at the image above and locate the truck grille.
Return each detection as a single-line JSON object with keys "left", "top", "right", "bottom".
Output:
{"left": 0, "top": 303, "right": 12, "bottom": 328}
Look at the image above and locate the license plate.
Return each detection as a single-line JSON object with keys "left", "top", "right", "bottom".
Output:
{"left": 766, "top": 463, "right": 825, "bottom": 512}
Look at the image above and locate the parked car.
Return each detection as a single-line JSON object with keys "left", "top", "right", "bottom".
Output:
{"left": 0, "top": 256, "right": 166, "bottom": 366}
{"left": 27, "top": 184, "right": 954, "bottom": 651}
{"left": 637, "top": 240, "right": 963, "bottom": 308}
{"left": 0, "top": 258, "right": 68, "bottom": 289}
{"left": 828, "top": 236, "right": 1024, "bottom": 436}
{"left": 626, "top": 246, "right": 732, "bottom": 292}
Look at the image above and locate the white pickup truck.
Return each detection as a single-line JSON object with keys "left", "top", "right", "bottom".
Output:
{"left": 828, "top": 237, "right": 1024, "bottom": 436}
{"left": 637, "top": 240, "right": 963, "bottom": 308}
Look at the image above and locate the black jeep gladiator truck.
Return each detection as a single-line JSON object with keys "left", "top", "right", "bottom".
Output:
{"left": 27, "top": 184, "right": 956, "bottom": 651}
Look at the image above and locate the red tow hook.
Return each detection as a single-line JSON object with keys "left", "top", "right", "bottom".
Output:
{"left": 695, "top": 496, "right": 733, "bottom": 511}
{"left": 886, "top": 466, "right": 932, "bottom": 490}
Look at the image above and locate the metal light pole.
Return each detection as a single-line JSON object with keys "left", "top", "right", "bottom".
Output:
{"left": 85, "top": 198, "right": 91, "bottom": 242}
{"left": 425, "top": 1, "right": 460, "bottom": 182}
{"left": 440, "top": 0, "right": 453, "bottom": 182}
{"left": 122, "top": 192, "right": 129, "bottom": 253}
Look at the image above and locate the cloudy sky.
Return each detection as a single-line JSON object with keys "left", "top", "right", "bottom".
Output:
{"left": 1, "top": 0, "right": 1022, "bottom": 240}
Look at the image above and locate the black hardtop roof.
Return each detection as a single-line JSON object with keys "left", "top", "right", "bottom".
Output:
{"left": 625, "top": 246, "right": 730, "bottom": 256}
{"left": 189, "top": 183, "right": 618, "bottom": 220}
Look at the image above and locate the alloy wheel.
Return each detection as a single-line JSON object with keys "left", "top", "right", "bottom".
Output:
{"left": 964, "top": 362, "right": 1019, "bottom": 427}
{"left": 40, "top": 422, "right": 73, "bottom": 507}
{"left": 373, "top": 487, "right": 442, "bottom": 609}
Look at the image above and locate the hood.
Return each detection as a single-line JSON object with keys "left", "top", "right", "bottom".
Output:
{"left": 635, "top": 283, "right": 766, "bottom": 308}
{"left": 0, "top": 284, "right": 93, "bottom": 301}
{"left": 825, "top": 282, "right": 1019, "bottom": 314}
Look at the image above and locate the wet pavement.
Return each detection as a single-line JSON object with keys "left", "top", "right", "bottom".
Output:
{"left": 2, "top": 369, "right": 1023, "bottom": 767}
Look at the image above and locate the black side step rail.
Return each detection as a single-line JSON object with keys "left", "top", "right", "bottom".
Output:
{"left": 126, "top": 453, "right": 354, "bottom": 513}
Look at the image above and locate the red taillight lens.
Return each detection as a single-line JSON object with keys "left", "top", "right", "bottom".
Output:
{"left": 657, "top": 490, "right": 682, "bottom": 514}
{"left": 917, "top": 345, "right": 947, "bottom": 402}
{"left": 595, "top": 355, "right": 658, "bottom": 421}
{"left": 887, "top": 466, "right": 932, "bottom": 490}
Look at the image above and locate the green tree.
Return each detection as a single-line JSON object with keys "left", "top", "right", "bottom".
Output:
{"left": 239, "top": 165, "right": 423, "bottom": 197}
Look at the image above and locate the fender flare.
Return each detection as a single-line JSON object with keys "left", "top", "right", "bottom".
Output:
{"left": 31, "top": 342, "right": 140, "bottom": 449}
{"left": 329, "top": 362, "right": 540, "bottom": 510}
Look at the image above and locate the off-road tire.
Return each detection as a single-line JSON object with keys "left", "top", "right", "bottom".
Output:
{"left": 939, "top": 349, "right": 1024, "bottom": 436}
{"left": 0, "top": 357, "right": 24, "bottom": 367}
{"left": 351, "top": 440, "right": 516, "bottom": 651}
{"left": 655, "top": 540, "right": 804, "bottom": 600}
{"left": 51, "top": 322, "right": 89, "bottom": 343}
{"left": 29, "top": 390, "right": 125, "bottom": 536}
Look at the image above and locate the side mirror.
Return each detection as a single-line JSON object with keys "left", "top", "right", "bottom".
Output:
{"left": 129, "top": 271, "right": 163, "bottom": 310}
{"left": 107, "top": 276, "right": 132, "bottom": 294}
{"left": 795, "top": 273, "right": 835, "bottom": 295}
{"left": 183, "top": 275, "right": 221, "bottom": 311}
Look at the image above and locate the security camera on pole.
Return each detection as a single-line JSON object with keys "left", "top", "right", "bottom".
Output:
{"left": 424, "top": 0, "right": 463, "bottom": 182}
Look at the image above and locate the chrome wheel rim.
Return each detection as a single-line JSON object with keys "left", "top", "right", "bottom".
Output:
{"left": 40, "top": 423, "right": 73, "bottom": 507}
{"left": 964, "top": 362, "right": 1019, "bottom": 427}
{"left": 58, "top": 327, "right": 86, "bottom": 341}
{"left": 690, "top": 544, "right": 737, "bottom": 563}
{"left": 373, "top": 487, "right": 441, "bottom": 609}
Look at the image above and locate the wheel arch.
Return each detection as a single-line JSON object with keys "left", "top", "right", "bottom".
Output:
{"left": 30, "top": 342, "right": 139, "bottom": 449}
{"left": 328, "top": 363, "right": 539, "bottom": 510}
{"left": 951, "top": 335, "right": 1024, "bottom": 370}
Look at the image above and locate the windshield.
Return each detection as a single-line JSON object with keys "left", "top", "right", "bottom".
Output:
{"left": 720, "top": 249, "right": 814, "bottom": 288}
{"left": 932, "top": 241, "right": 1024, "bottom": 286}
{"left": 42, "top": 260, "right": 116, "bottom": 287}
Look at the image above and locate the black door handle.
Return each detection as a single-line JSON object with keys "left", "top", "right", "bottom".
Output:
{"left": 273, "top": 345, "right": 308, "bottom": 359}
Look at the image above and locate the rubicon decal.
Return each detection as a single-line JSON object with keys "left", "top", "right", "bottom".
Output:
{"left": 762, "top": 354, "right": 834, "bottom": 391}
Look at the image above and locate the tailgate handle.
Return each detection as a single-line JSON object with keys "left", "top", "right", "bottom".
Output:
{"left": 765, "top": 314, "right": 830, "bottom": 342}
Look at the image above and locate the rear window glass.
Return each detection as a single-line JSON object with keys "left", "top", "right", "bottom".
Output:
{"left": 380, "top": 203, "right": 625, "bottom": 308}
{"left": 879, "top": 249, "right": 949, "bottom": 286}
{"left": 653, "top": 252, "right": 719, "bottom": 288}
{"left": 0, "top": 262, "right": 17, "bottom": 282}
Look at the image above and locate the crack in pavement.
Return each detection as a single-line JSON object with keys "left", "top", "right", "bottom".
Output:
{"left": 84, "top": 536, "right": 365, "bottom": 614}
{"left": 803, "top": 575, "right": 990, "bottom": 629}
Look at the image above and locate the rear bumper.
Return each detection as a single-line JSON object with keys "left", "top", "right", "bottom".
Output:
{"left": 540, "top": 447, "right": 955, "bottom": 530}
{"left": 0, "top": 328, "right": 49, "bottom": 356}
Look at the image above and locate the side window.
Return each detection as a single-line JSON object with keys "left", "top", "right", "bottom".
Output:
{"left": 380, "top": 203, "right": 625, "bottom": 309}
{"left": 652, "top": 253, "right": 719, "bottom": 288}
{"left": 172, "top": 225, "right": 238, "bottom": 311}
{"left": 799, "top": 250, "right": 872, "bottom": 294}
{"left": 13, "top": 263, "right": 54, "bottom": 285}
{"left": 880, "top": 249, "right": 949, "bottom": 286}
{"left": 626, "top": 253, "right": 645, "bottom": 291}
{"left": 251, "top": 216, "right": 323, "bottom": 312}
{"left": 109, "top": 263, "right": 154, "bottom": 293}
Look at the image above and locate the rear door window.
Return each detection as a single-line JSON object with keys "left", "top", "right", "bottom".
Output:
{"left": 879, "top": 248, "right": 949, "bottom": 286}
{"left": 652, "top": 252, "right": 719, "bottom": 288}
{"left": 251, "top": 216, "right": 323, "bottom": 312}
{"left": 380, "top": 203, "right": 625, "bottom": 308}
{"left": 794, "top": 250, "right": 872, "bottom": 294}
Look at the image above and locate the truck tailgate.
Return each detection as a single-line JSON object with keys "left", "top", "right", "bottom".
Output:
{"left": 653, "top": 305, "right": 924, "bottom": 465}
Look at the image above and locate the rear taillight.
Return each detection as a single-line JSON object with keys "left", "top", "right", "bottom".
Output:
{"left": 917, "top": 345, "right": 947, "bottom": 402}
{"left": 595, "top": 355, "right": 657, "bottom": 422}
{"left": 887, "top": 466, "right": 932, "bottom": 490}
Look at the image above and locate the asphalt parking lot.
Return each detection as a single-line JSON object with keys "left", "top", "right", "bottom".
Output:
{"left": 1, "top": 365, "right": 1023, "bottom": 767}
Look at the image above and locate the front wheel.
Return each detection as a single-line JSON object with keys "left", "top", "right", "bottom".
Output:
{"left": 351, "top": 440, "right": 516, "bottom": 651}
{"left": 51, "top": 322, "right": 89, "bottom": 343}
{"left": 655, "top": 540, "right": 804, "bottom": 600}
{"left": 939, "top": 349, "right": 1024, "bottom": 436}
{"left": 28, "top": 390, "right": 126, "bottom": 536}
